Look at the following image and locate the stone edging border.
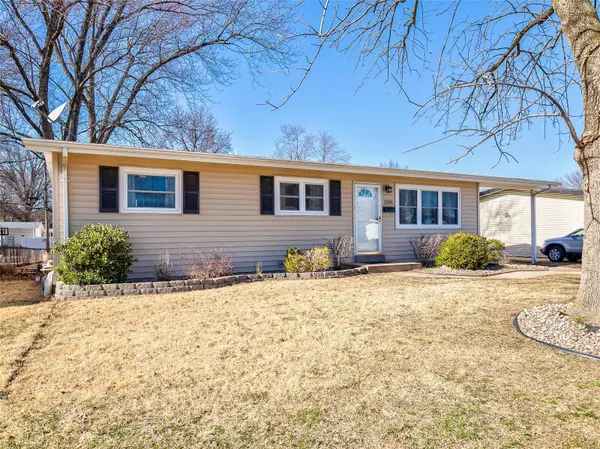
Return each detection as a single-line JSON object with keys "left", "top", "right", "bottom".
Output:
{"left": 54, "top": 267, "right": 369, "bottom": 300}
{"left": 513, "top": 312, "right": 600, "bottom": 362}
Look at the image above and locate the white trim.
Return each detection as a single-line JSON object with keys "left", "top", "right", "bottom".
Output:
{"left": 353, "top": 183, "right": 383, "bottom": 254}
{"left": 62, "top": 147, "right": 69, "bottom": 239}
{"left": 22, "top": 138, "right": 559, "bottom": 190}
{"left": 274, "top": 176, "right": 329, "bottom": 216}
{"left": 119, "top": 166, "right": 182, "bottom": 214}
{"left": 530, "top": 190, "right": 537, "bottom": 264}
{"left": 395, "top": 184, "right": 461, "bottom": 230}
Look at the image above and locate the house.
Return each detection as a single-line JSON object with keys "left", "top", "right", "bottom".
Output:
{"left": 0, "top": 221, "right": 45, "bottom": 248}
{"left": 480, "top": 188, "right": 584, "bottom": 257}
{"left": 23, "top": 139, "right": 558, "bottom": 279}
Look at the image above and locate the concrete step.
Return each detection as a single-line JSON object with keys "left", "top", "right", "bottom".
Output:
{"left": 346, "top": 261, "right": 421, "bottom": 273}
{"left": 355, "top": 253, "right": 385, "bottom": 263}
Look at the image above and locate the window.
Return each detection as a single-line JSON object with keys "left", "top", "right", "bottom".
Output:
{"left": 398, "top": 189, "right": 417, "bottom": 224}
{"left": 442, "top": 191, "right": 459, "bottom": 225}
{"left": 421, "top": 191, "right": 439, "bottom": 225}
{"left": 120, "top": 167, "right": 182, "bottom": 213}
{"left": 395, "top": 184, "right": 461, "bottom": 228}
{"left": 275, "top": 177, "right": 328, "bottom": 215}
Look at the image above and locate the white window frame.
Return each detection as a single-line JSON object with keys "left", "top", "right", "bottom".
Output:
{"left": 395, "top": 184, "right": 461, "bottom": 229}
{"left": 120, "top": 167, "right": 182, "bottom": 214}
{"left": 274, "top": 176, "right": 329, "bottom": 216}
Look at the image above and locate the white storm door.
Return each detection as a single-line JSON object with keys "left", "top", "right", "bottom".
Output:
{"left": 354, "top": 184, "right": 382, "bottom": 253}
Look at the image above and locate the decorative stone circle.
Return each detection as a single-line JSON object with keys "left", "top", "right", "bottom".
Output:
{"left": 516, "top": 303, "right": 600, "bottom": 359}
{"left": 54, "top": 267, "right": 369, "bottom": 300}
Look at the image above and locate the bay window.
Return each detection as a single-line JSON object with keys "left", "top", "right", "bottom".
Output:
{"left": 395, "top": 184, "right": 461, "bottom": 228}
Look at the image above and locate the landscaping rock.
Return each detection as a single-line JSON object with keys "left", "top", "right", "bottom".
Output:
{"left": 518, "top": 303, "right": 600, "bottom": 358}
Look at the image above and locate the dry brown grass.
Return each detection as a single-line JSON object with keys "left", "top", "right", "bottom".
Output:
{"left": 0, "top": 280, "right": 49, "bottom": 389}
{"left": 0, "top": 274, "right": 598, "bottom": 448}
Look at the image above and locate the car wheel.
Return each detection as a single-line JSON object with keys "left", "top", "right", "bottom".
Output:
{"left": 547, "top": 245, "right": 565, "bottom": 262}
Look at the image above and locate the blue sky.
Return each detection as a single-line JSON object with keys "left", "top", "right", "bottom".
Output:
{"left": 207, "top": 1, "right": 580, "bottom": 181}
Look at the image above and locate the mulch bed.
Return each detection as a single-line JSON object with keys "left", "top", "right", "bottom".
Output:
{"left": 421, "top": 263, "right": 549, "bottom": 277}
{"left": 517, "top": 303, "right": 600, "bottom": 358}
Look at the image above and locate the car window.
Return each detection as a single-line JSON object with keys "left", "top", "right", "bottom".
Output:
{"left": 572, "top": 229, "right": 584, "bottom": 238}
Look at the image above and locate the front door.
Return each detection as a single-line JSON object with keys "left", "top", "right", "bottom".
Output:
{"left": 354, "top": 184, "right": 382, "bottom": 254}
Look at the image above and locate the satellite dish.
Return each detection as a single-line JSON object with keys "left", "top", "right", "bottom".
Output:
{"left": 47, "top": 102, "right": 67, "bottom": 123}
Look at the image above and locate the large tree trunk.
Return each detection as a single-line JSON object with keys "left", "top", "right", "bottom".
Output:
{"left": 553, "top": 0, "right": 600, "bottom": 323}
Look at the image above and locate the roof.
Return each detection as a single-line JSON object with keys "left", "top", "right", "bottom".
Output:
{"left": 0, "top": 221, "right": 43, "bottom": 229}
{"left": 23, "top": 138, "right": 561, "bottom": 191}
{"left": 480, "top": 187, "right": 583, "bottom": 198}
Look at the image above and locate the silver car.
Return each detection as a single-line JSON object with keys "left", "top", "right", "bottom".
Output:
{"left": 540, "top": 228, "right": 584, "bottom": 262}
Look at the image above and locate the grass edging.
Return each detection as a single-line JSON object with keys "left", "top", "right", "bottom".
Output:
{"left": 54, "top": 267, "right": 369, "bottom": 300}
{"left": 513, "top": 312, "right": 600, "bottom": 362}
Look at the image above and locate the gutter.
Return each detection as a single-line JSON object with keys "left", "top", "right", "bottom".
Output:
{"left": 22, "top": 138, "right": 561, "bottom": 191}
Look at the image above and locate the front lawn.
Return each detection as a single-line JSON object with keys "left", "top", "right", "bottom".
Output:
{"left": 1, "top": 274, "right": 598, "bottom": 448}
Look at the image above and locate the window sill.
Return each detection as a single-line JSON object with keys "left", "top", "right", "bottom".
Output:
{"left": 275, "top": 211, "right": 328, "bottom": 216}
{"left": 394, "top": 224, "right": 461, "bottom": 230}
{"left": 119, "top": 208, "right": 182, "bottom": 214}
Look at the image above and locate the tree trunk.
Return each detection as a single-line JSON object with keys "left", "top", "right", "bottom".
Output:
{"left": 553, "top": 0, "right": 600, "bottom": 323}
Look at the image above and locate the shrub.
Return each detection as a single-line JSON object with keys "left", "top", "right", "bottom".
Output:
{"left": 284, "top": 247, "right": 309, "bottom": 273}
{"left": 306, "top": 247, "right": 332, "bottom": 272}
{"left": 187, "top": 248, "right": 233, "bottom": 279}
{"left": 285, "top": 247, "right": 332, "bottom": 273}
{"left": 326, "top": 235, "right": 353, "bottom": 268}
{"left": 153, "top": 250, "right": 173, "bottom": 281}
{"left": 53, "top": 224, "right": 137, "bottom": 284}
{"left": 410, "top": 234, "right": 444, "bottom": 267}
{"left": 487, "top": 238, "right": 506, "bottom": 264}
{"left": 435, "top": 233, "right": 490, "bottom": 270}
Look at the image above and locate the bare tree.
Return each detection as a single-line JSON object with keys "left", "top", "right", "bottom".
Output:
{"left": 271, "top": 0, "right": 600, "bottom": 324}
{"left": 274, "top": 124, "right": 316, "bottom": 161}
{"left": 380, "top": 159, "right": 407, "bottom": 169}
{"left": 315, "top": 131, "right": 350, "bottom": 163}
{"left": 148, "top": 104, "right": 232, "bottom": 154}
{"left": 558, "top": 170, "right": 584, "bottom": 189}
{"left": 0, "top": 0, "right": 298, "bottom": 145}
{"left": 0, "top": 141, "right": 47, "bottom": 222}
{"left": 274, "top": 125, "right": 350, "bottom": 163}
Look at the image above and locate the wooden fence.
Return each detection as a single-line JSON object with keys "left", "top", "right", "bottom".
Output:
{"left": 0, "top": 246, "right": 47, "bottom": 265}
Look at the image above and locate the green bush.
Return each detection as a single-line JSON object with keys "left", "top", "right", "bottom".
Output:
{"left": 53, "top": 224, "right": 137, "bottom": 284}
{"left": 487, "top": 238, "right": 505, "bottom": 264}
{"left": 435, "top": 233, "right": 490, "bottom": 270}
{"left": 306, "top": 247, "right": 332, "bottom": 272}
{"left": 284, "top": 246, "right": 332, "bottom": 273}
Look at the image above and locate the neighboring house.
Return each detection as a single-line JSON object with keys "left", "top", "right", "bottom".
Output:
{"left": 0, "top": 221, "right": 45, "bottom": 247}
{"left": 23, "top": 139, "right": 557, "bottom": 279}
{"left": 480, "top": 188, "right": 584, "bottom": 257}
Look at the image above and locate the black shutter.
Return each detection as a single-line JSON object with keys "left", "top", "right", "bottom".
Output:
{"left": 99, "top": 166, "right": 119, "bottom": 212}
{"left": 183, "top": 171, "right": 200, "bottom": 214}
{"left": 260, "top": 176, "right": 275, "bottom": 215}
{"left": 330, "top": 180, "right": 342, "bottom": 216}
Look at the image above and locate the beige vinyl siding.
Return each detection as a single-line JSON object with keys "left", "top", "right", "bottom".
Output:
{"left": 65, "top": 154, "right": 478, "bottom": 279}
{"left": 480, "top": 190, "right": 584, "bottom": 256}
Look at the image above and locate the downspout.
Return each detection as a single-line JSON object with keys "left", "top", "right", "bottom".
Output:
{"left": 62, "top": 147, "right": 69, "bottom": 240}
{"left": 530, "top": 185, "right": 552, "bottom": 264}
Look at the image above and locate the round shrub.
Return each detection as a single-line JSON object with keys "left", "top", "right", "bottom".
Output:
{"left": 487, "top": 238, "right": 506, "bottom": 264}
{"left": 53, "top": 224, "right": 137, "bottom": 284}
{"left": 435, "top": 233, "right": 490, "bottom": 270}
{"left": 305, "top": 247, "right": 332, "bottom": 272}
{"left": 284, "top": 247, "right": 308, "bottom": 273}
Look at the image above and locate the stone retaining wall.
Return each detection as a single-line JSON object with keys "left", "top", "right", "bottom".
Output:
{"left": 54, "top": 267, "right": 369, "bottom": 300}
